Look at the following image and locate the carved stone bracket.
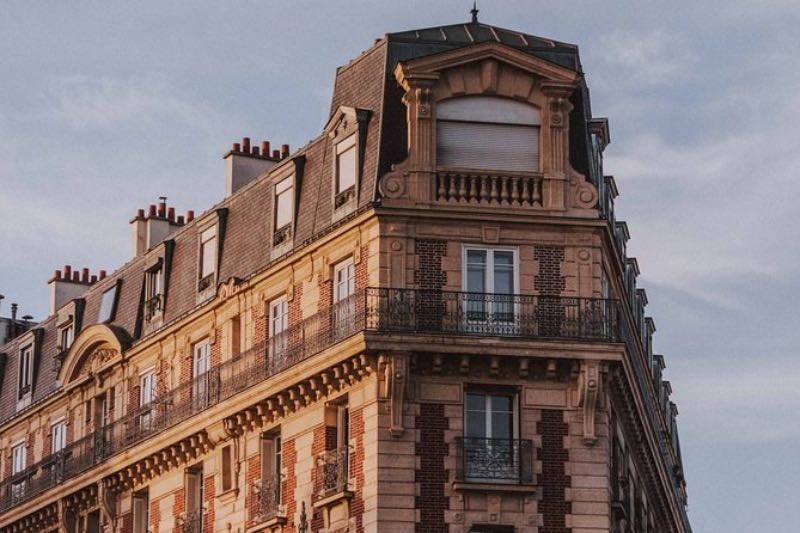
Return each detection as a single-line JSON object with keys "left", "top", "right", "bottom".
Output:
{"left": 577, "top": 360, "right": 603, "bottom": 445}
{"left": 384, "top": 352, "right": 409, "bottom": 437}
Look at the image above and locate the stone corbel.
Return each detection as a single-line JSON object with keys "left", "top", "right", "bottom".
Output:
{"left": 98, "top": 480, "right": 116, "bottom": 532}
{"left": 577, "top": 360, "right": 603, "bottom": 445}
{"left": 384, "top": 352, "right": 409, "bottom": 437}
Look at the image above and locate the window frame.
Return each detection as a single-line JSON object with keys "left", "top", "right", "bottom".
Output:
{"left": 198, "top": 225, "right": 218, "bottom": 291}
{"left": 11, "top": 441, "right": 26, "bottom": 475}
{"left": 51, "top": 419, "right": 67, "bottom": 454}
{"left": 58, "top": 321, "right": 74, "bottom": 352}
{"left": 17, "top": 344, "right": 33, "bottom": 398}
{"left": 335, "top": 134, "right": 357, "bottom": 196}
{"left": 461, "top": 245, "right": 519, "bottom": 295}
{"left": 273, "top": 175, "right": 294, "bottom": 233}
{"left": 98, "top": 281, "right": 121, "bottom": 324}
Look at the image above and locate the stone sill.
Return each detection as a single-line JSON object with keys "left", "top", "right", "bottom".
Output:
{"left": 453, "top": 481, "right": 538, "bottom": 494}
{"left": 245, "top": 515, "right": 287, "bottom": 533}
{"left": 312, "top": 489, "right": 354, "bottom": 509}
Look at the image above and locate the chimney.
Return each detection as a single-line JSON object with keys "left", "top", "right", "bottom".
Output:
{"left": 48, "top": 266, "right": 97, "bottom": 315}
{"left": 131, "top": 199, "right": 185, "bottom": 258}
{"left": 224, "top": 137, "right": 280, "bottom": 197}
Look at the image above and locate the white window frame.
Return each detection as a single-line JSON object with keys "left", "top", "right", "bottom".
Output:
{"left": 274, "top": 176, "right": 294, "bottom": 230}
{"left": 11, "top": 441, "right": 26, "bottom": 475}
{"left": 463, "top": 390, "right": 520, "bottom": 483}
{"left": 462, "top": 246, "right": 519, "bottom": 330}
{"left": 58, "top": 323, "right": 74, "bottom": 352}
{"left": 332, "top": 258, "right": 356, "bottom": 340}
{"left": 192, "top": 340, "right": 213, "bottom": 407}
{"left": 335, "top": 135, "right": 357, "bottom": 195}
{"left": 98, "top": 283, "right": 119, "bottom": 323}
{"left": 51, "top": 419, "right": 67, "bottom": 454}
{"left": 145, "top": 265, "right": 163, "bottom": 301}
{"left": 132, "top": 489, "right": 149, "bottom": 533}
{"left": 18, "top": 345, "right": 33, "bottom": 398}
{"left": 199, "top": 226, "right": 218, "bottom": 282}
{"left": 333, "top": 259, "right": 356, "bottom": 304}
{"left": 269, "top": 295, "right": 289, "bottom": 364}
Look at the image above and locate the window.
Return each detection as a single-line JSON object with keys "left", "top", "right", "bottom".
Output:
{"left": 274, "top": 176, "right": 294, "bottom": 233}
{"left": 17, "top": 345, "right": 33, "bottom": 398}
{"left": 133, "top": 489, "right": 149, "bottom": 533}
{"left": 59, "top": 322, "right": 74, "bottom": 352}
{"left": 145, "top": 264, "right": 163, "bottom": 320}
{"left": 192, "top": 340, "right": 213, "bottom": 407}
{"left": 336, "top": 135, "right": 357, "bottom": 194}
{"left": 199, "top": 226, "right": 218, "bottom": 290}
{"left": 332, "top": 259, "right": 356, "bottom": 339}
{"left": 10, "top": 442, "right": 26, "bottom": 502}
{"left": 51, "top": 420, "right": 67, "bottom": 453}
{"left": 98, "top": 283, "right": 119, "bottom": 323}
{"left": 259, "top": 433, "right": 282, "bottom": 518}
{"left": 139, "top": 369, "right": 157, "bottom": 430}
{"left": 185, "top": 466, "right": 204, "bottom": 529}
{"left": 463, "top": 247, "right": 517, "bottom": 327}
{"left": 221, "top": 444, "right": 234, "bottom": 492}
{"left": 437, "top": 96, "right": 540, "bottom": 172}
{"left": 462, "top": 390, "right": 520, "bottom": 483}
{"left": 269, "top": 296, "right": 289, "bottom": 364}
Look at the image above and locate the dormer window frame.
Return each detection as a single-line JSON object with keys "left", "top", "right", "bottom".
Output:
{"left": 58, "top": 318, "right": 74, "bottom": 353}
{"left": 325, "top": 106, "right": 370, "bottom": 222}
{"left": 273, "top": 173, "right": 295, "bottom": 247}
{"left": 144, "top": 259, "right": 164, "bottom": 322}
{"left": 17, "top": 344, "right": 34, "bottom": 400}
{"left": 335, "top": 134, "right": 358, "bottom": 207}
{"left": 98, "top": 280, "right": 121, "bottom": 324}
{"left": 198, "top": 223, "right": 218, "bottom": 293}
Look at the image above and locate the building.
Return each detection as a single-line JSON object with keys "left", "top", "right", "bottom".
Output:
{"left": 0, "top": 13, "right": 691, "bottom": 533}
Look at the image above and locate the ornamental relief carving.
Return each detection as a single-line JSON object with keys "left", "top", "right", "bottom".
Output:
{"left": 79, "top": 347, "right": 118, "bottom": 378}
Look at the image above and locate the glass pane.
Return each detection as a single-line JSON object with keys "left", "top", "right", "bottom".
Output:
{"left": 466, "top": 393, "right": 485, "bottom": 411}
{"left": 275, "top": 189, "right": 292, "bottom": 228}
{"left": 98, "top": 287, "right": 117, "bottom": 322}
{"left": 466, "top": 249, "right": 487, "bottom": 265}
{"left": 467, "top": 266, "right": 485, "bottom": 293}
{"left": 337, "top": 146, "right": 357, "bottom": 192}
{"left": 491, "top": 411, "right": 512, "bottom": 440}
{"left": 201, "top": 238, "right": 217, "bottom": 277}
{"left": 466, "top": 411, "right": 486, "bottom": 438}
{"left": 491, "top": 395, "right": 512, "bottom": 413}
{"left": 494, "top": 251, "right": 513, "bottom": 266}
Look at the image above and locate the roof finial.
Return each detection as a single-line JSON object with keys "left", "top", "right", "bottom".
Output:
{"left": 470, "top": 1, "right": 479, "bottom": 23}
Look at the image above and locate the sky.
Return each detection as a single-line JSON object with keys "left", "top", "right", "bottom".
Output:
{"left": 1, "top": 1, "right": 798, "bottom": 530}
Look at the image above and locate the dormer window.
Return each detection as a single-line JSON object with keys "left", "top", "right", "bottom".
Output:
{"left": 18, "top": 345, "right": 33, "bottom": 399}
{"left": 145, "top": 262, "right": 164, "bottom": 321}
{"left": 199, "top": 225, "right": 218, "bottom": 292}
{"left": 436, "top": 96, "right": 540, "bottom": 173}
{"left": 98, "top": 282, "right": 120, "bottom": 323}
{"left": 273, "top": 176, "right": 294, "bottom": 246}
{"left": 335, "top": 135, "right": 357, "bottom": 208}
{"left": 58, "top": 321, "right": 74, "bottom": 352}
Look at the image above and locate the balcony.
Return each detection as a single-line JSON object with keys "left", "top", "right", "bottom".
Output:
{"left": 435, "top": 169, "right": 543, "bottom": 208}
{"left": 178, "top": 509, "right": 204, "bottom": 533}
{"left": 312, "top": 447, "right": 351, "bottom": 503}
{"left": 454, "top": 437, "right": 534, "bottom": 485}
{"left": 0, "top": 289, "right": 617, "bottom": 516}
{"left": 252, "top": 476, "right": 283, "bottom": 524}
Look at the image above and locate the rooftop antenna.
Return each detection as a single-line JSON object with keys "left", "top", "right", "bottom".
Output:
{"left": 470, "top": 1, "right": 479, "bottom": 23}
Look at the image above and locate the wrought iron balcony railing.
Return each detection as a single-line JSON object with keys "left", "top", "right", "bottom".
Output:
{"left": 313, "top": 447, "right": 351, "bottom": 502}
{"left": 179, "top": 509, "right": 204, "bottom": 533}
{"left": 454, "top": 437, "right": 534, "bottom": 485}
{"left": 0, "top": 289, "right": 618, "bottom": 515}
{"left": 252, "top": 476, "right": 282, "bottom": 523}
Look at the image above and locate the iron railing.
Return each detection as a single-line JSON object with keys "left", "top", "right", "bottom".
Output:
{"left": 364, "top": 288, "right": 619, "bottom": 341}
{"left": 179, "top": 509, "right": 204, "bottom": 533}
{"left": 313, "top": 447, "right": 351, "bottom": 501}
{"left": 0, "top": 289, "right": 618, "bottom": 514}
{"left": 252, "top": 476, "right": 282, "bottom": 522}
{"left": 454, "top": 437, "right": 534, "bottom": 484}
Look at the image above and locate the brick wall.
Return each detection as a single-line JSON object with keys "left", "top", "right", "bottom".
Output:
{"left": 414, "top": 240, "right": 447, "bottom": 290}
{"left": 171, "top": 488, "right": 184, "bottom": 533}
{"left": 415, "top": 403, "right": 449, "bottom": 533}
{"left": 203, "top": 475, "right": 215, "bottom": 533}
{"left": 350, "top": 408, "right": 365, "bottom": 533}
{"left": 538, "top": 409, "right": 571, "bottom": 533}
{"left": 534, "top": 246, "right": 566, "bottom": 296}
{"left": 119, "top": 512, "right": 132, "bottom": 533}
{"left": 150, "top": 496, "right": 161, "bottom": 533}
{"left": 310, "top": 425, "right": 328, "bottom": 531}
{"left": 245, "top": 453, "right": 261, "bottom": 528}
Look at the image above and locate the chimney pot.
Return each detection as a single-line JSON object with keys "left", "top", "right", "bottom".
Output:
{"left": 187, "top": 210, "right": 195, "bottom": 222}
{"left": 261, "top": 141, "right": 270, "bottom": 155}
{"left": 91, "top": 275, "right": 98, "bottom": 283}
{"left": 242, "top": 137, "right": 251, "bottom": 152}
{"left": 137, "top": 208, "right": 145, "bottom": 219}
{"left": 72, "top": 271, "right": 80, "bottom": 282}
{"left": 82, "top": 268, "right": 89, "bottom": 283}
{"left": 252, "top": 146, "right": 260, "bottom": 156}
{"left": 233, "top": 142, "right": 241, "bottom": 152}
{"left": 64, "top": 265, "right": 72, "bottom": 277}
{"left": 168, "top": 207, "right": 175, "bottom": 221}
{"left": 177, "top": 215, "right": 185, "bottom": 224}
{"left": 54, "top": 269, "right": 62, "bottom": 280}
{"left": 281, "top": 144, "right": 290, "bottom": 157}
{"left": 272, "top": 149, "right": 280, "bottom": 159}
{"left": 99, "top": 270, "right": 107, "bottom": 279}
{"left": 158, "top": 201, "right": 166, "bottom": 218}
{"left": 149, "top": 204, "right": 157, "bottom": 217}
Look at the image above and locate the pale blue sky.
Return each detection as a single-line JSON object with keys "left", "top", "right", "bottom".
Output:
{"left": 1, "top": 2, "right": 798, "bottom": 530}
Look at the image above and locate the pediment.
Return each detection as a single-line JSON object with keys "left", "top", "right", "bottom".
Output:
{"left": 59, "top": 324, "right": 130, "bottom": 388}
{"left": 324, "top": 106, "right": 371, "bottom": 139}
{"left": 395, "top": 41, "right": 580, "bottom": 92}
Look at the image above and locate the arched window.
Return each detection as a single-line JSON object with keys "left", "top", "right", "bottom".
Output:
{"left": 436, "top": 96, "right": 540, "bottom": 173}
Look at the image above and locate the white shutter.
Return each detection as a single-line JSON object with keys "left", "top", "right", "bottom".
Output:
{"left": 437, "top": 121, "right": 539, "bottom": 172}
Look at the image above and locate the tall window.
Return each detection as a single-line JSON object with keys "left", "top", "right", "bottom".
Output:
{"left": 336, "top": 136, "right": 357, "bottom": 195}
{"left": 18, "top": 345, "right": 33, "bottom": 398}
{"left": 145, "top": 264, "right": 163, "bottom": 320}
{"left": 139, "top": 369, "right": 157, "bottom": 430}
{"left": 260, "top": 433, "right": 282, "bottom": 516}
{"left": 269, "top": 296, "right": 289, "bottom": 364}
{"left": 463, "top": 247, "right": 517, "bottom": 326}
{"left": 185, "top": 466, "right": 204, "bottom": 529}
{"left": 274, "top": 176, "right": 294, "bottom": 234}
{"left": 51, "top": 420, "right": 67, "bottom": 453}
{"left": 333, "top": 259, "right": 356, "bottom": 339}
{"left": 199, "top": 226, "right": 218, "bottom": 290}
{"left": 59, "top": 323, "right": 74, "bottom": 352}
{"left": 133, "top": 489, "right": 149, "bottom": 533}
{"left": 11, "top": 442, "right": 26, "bottom": 502}
{"left": 193, "top": 340, "right": 213, "bottom": 407}
{"left": 437, "top": 96, "right": 540, "bottom": 172}
{"left": 463, "top": 390, "right": 518, "bottom": 482}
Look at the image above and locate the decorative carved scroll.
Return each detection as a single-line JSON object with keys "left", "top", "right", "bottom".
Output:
{"left": 384, "top": 352, "right": 409, "bottom": 437}
{"left": 578, "top": 360, "right": 603, "bottom": 445}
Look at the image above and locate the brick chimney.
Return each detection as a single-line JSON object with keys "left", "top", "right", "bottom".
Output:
{"left": 224, "top": 137, "right": 282, "bottom": 197}
{"left": 48, "top": 265, "right": 98, "bottom": 315}
{"left": 130, "top": 199, "right": 188, "bottom": 257}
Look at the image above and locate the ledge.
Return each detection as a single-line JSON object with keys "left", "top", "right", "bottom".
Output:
{"left": 245, "top": 514, "right": 287, "bottom": 533}
{"left": 452, "top": 482, "right": 538, "bottom": 494}
{"left": 312, "top": 489, "right": 354, "bottom": 509}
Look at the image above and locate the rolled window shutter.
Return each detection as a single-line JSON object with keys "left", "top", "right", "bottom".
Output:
{"left": 437, "top": 121, "right": 539, "bottom": 173}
